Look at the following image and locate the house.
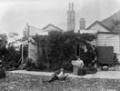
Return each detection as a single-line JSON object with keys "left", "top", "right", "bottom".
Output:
{"left": 84, "top": 10, "right": 120, "bottom": 64}
{"left": 86, "top": 21, "right": 120, "bottom": 54}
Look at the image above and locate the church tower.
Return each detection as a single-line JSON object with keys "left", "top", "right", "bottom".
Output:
{"left": 67, "top": 2, "right": 75, "bottom": 31}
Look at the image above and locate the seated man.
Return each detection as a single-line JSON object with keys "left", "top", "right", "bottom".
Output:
{"left": 43, "top": 68, "right": 67, "bottom": 83}
{"left": 56, "top": 68, "right": 68, "bottom": 80}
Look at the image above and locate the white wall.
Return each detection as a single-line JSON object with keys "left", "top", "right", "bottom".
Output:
{"left": 97, "top": 33, "right": 120, "bottom": 54}
{"left": 87, "top": 23, "right": 120, "bottom": 62}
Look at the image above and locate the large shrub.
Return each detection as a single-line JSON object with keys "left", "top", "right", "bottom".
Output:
{"left": 33, "top": 31, "right": 96, "bottom": 71}
{"left": 2, "top": 46, "right": 21, "bottom": 70}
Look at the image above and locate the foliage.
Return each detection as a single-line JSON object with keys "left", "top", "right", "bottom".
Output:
{"left": 3, "top": 45, "right": 29, "bottom": 70}
{"left": 33, "top": 31, "right": 96, "bottom": 71}
{"left": 0, "top": 70, "right": 6, "bottom": 79}
{"left": 0, "top": 34, "right": 8, "bottom": 59}
{"left": 0, "top": 34, "right": 7, "bottom": 48}
{"left": 0, "top": 33, "right": 29, "bottom": 70}
{"left": 2, "top": 46, "right": 21, "bottom": 70}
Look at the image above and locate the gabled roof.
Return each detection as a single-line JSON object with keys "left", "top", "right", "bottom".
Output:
{"left": 101, "top": 10, "right": 120, "bottom": 33}
{"left": 87, "top": 21, "right": 112, "bottom": 32}
{"left": 42, "top": 24, "right": 63, "bottom": 32}
{"left": 102, "top": 10, "right": 120, "bottom": 26}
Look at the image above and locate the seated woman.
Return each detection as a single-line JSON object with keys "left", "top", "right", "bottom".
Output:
{"left": 43, "top": 68, "right": 68, "bottom": 83}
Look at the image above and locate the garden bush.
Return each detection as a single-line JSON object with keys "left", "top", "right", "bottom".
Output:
{"left": 0, "top": 70, "right": 6, "bottom": 79}
{"left": 32, "top": 31, "right": 96, "bottom": 71}
{"left": 2, "top": 46, "right": 21, "bottom": 70}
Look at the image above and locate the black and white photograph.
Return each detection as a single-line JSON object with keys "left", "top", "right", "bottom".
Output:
{"left": 0, "top": 0, "right": 120, "bottom": 91}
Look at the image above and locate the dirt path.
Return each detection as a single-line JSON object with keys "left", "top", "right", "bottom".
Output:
{"left": 8, "top": 70, "right": 120, "bottom": 79}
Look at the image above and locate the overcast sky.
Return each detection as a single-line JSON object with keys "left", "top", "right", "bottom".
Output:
{"left": 0, "top": 0, "right": 120, "bottom": 36}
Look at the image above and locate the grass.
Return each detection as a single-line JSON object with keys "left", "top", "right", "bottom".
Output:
{"left": 0, "top": 72, "right": 119, "bottom": 91}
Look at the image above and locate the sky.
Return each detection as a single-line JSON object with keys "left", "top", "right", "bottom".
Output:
{"left": 0, "top": 0, "right": 120, "bottom": 36}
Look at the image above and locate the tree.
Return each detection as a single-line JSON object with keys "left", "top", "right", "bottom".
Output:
{"left": 0, "top": 34, "right": 7, "bottom": 59}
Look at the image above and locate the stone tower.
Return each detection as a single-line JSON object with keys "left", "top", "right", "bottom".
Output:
{"left": 67, "top": 2, "right": 75, "bottom": 31}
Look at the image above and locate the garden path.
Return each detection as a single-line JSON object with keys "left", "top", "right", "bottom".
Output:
{"left": 8, "top": 70, "right": 120, "bottom": 79}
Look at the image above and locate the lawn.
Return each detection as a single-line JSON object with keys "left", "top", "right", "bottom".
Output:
{"left": 0, "top": 72, "right": 119, "bottom": 91}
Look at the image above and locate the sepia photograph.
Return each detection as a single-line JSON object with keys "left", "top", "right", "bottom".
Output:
{"left": 0, "top": 0, "right": 120, "bottom": 91}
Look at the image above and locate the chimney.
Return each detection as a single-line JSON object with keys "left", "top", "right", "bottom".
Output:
{"left": 79, "top": 18, "right": 86, "bottom": 30}
{"left": 67, "top": 2, "right": 75, "bottom": 31}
